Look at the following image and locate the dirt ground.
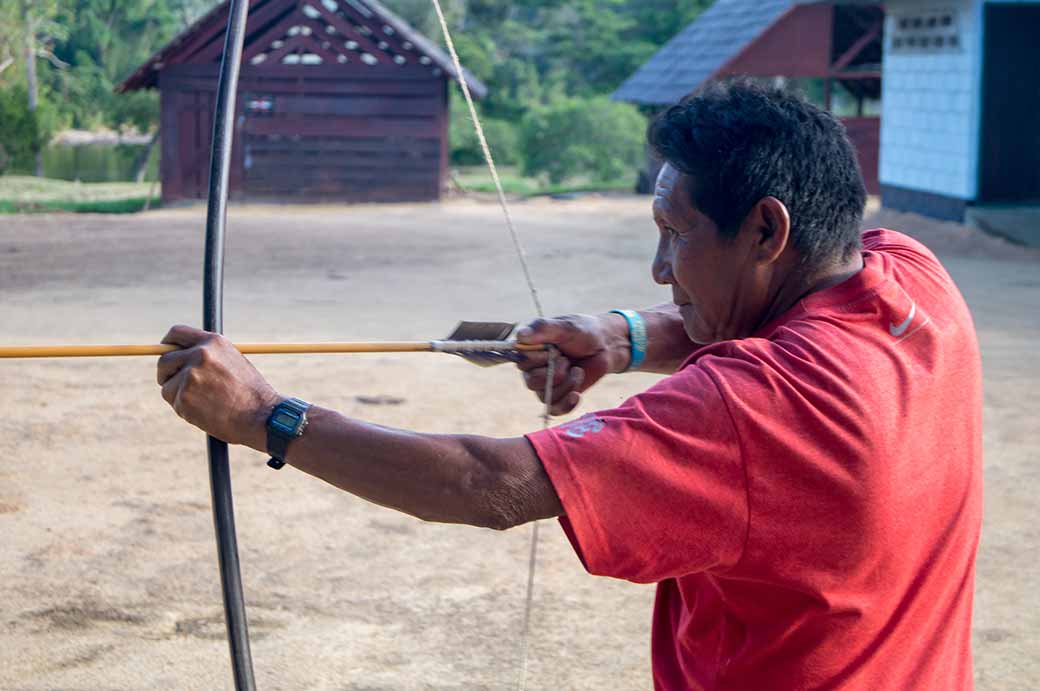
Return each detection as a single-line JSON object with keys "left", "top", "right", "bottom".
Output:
{"left": 0, "top": 196, "right": 1037, "bottom": 690}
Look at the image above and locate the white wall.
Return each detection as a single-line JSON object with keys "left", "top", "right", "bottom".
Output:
{"left": 879, "top": 0, "right": 983, "bottom": 200}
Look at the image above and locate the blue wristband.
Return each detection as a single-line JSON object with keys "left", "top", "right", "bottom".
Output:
{"left": 610, "top": 309, "right": 647, "bottom": 372}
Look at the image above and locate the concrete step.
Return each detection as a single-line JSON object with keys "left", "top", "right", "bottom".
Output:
{"left": 966, "top": 205, "right": 1040, "bottom": 248}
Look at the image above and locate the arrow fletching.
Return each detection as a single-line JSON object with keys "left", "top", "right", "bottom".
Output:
{"left": 440, "top": 321, "right": 528, "bottom": 367}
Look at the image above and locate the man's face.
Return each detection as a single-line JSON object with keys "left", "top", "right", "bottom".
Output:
{"left": 651, "top": 164, "right": 769, "bottom": 344}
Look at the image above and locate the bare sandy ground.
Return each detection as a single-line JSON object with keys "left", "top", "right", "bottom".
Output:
{"left": 0, "top": 196, "right": 1037, "bottom": 690}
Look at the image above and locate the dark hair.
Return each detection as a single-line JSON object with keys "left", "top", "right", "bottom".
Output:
{"left": 647, "top": 79, "right": 866, "bottom": 265}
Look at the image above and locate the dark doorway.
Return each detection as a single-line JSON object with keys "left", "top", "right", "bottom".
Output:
{"left": 979, "top": 5, "right": 1040, "bottom": 203}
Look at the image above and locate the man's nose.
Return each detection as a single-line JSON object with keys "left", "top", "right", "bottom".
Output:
{"left": 652, "top": 251, "right": 673, "bottom": 286}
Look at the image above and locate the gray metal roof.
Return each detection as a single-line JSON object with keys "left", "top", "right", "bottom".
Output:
{"left": 612, "top": 0, "right": 799, "bottom": 105}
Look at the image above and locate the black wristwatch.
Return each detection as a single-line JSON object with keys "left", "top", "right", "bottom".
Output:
{"left": 265, "top": 397, "right": 311, "bottom": 469}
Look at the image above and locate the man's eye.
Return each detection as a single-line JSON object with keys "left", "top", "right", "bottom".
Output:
{"left": 666, "top": 227, "right": 681, "bottom": 238}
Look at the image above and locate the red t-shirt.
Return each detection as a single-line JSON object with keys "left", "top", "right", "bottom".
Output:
{"left": 527, "top": 230, "right": 983, "bottom": 690}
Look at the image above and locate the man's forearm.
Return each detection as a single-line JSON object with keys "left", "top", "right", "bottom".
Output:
{"left": 246, "top": 405, "right": 561, "bottom": 530}
{"left": 605, "top": 303, "right": 698, "bottom": 375}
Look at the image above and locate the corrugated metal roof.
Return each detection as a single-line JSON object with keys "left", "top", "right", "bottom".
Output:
{"left": 612, "top": 0, "right": 799, "bottom": 105}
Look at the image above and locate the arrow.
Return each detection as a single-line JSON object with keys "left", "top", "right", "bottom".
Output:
{"left": 0, "top": 323, "right": 546, "bottom": 364}
{"left": 0, "top": 340, "right": 544, "bottom": 359}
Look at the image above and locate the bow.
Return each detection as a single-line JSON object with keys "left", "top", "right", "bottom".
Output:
{"left": 202, "top": 1, "right": 255, "bottom": 689}
{"left": 198, "top": 2, "right": 552, "bottom": 688}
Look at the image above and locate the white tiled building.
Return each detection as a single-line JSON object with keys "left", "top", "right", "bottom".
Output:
{"left": 879, "top": 0, "right": 1040, "bottom": 220}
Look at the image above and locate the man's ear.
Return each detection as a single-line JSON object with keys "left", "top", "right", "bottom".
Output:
{"left": 741, "top": 196, "right": 791, "bottom": 266}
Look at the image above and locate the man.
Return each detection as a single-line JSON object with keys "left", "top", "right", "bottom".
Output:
{"left": 158, "top": 81, "right": 982, "bottom": 689}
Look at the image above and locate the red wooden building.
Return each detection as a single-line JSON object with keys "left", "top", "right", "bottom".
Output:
{"left": 613, "top": 1, "right": 883, "bottom": 194}
{"left": 117, "top": 0, "right": 486, "bottom": 204}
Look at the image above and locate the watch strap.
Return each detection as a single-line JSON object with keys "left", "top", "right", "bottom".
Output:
{"left": 266, "top": 397, "right": 310, "bottom": 469}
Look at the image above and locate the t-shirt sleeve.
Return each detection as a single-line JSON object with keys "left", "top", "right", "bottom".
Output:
{"left": 526, "top": 365, "right": 748, "bottom": 584}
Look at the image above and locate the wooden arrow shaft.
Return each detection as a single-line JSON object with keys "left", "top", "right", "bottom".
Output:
{"left": 0, "top": 341, "right": 546, "bottom": 359}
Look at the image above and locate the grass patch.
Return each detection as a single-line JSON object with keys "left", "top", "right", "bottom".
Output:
{"left": 0, "top": 175, "right": 158, "bottom": 214}
{"left": 0, "top": 170, "right": 632, "bottom": 212}
{"left": 536, "top": 179, "right": 634, "bottom": 197}
{"left": 453, "top": 166, "right": 632, "bottom": 198}
{"left": 0, "top": 196, "right": 159, "bottom": 214}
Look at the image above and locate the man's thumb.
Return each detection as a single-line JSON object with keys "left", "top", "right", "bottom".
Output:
{"left": 516, "top": 317, "right": 570, "bottom": 345}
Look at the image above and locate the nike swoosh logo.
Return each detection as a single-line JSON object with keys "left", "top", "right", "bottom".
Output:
{"left": 889, "top": 302, "right": 917, "bottom": 337}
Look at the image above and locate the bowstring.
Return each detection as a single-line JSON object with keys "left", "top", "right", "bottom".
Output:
{"left": 429, "top": 2, "right": 553, "bottom": 689}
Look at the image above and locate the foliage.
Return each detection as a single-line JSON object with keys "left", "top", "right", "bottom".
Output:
{"left": 384, "top": 0, "right": 711, "bottom": 103}
{"left": 52, "top": 0, "right": 179, "bottom": 131}
{"left": 0, "top": 87, "right": 37, "bottom": 172}
{"left": 520, "top": 97, "right": 646, "bottom": 184}
{"left": 167, "top": 0, "right": 217, "bottom": 27}
{"left": 0, "top": 0, "right": 710, "bottom": 185}
{"left": 381, "top": 0, "right": 707, "bottom": 175}
{"left": 0, "top": 4, "right": 22, "bottom": 88}
{"left": 449, "top": 93, "right": 520, "bottom": 166}
{"left": 0, "top": 85, "right": 58, "bottom": 173}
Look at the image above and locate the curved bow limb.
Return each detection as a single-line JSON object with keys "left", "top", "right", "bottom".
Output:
{"left": 203, "top": 0, "right": 256, "bottom": 689}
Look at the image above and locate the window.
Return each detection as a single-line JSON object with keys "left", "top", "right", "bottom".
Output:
{"left": 890, "top": 10, "right": 961, "bottom": 53}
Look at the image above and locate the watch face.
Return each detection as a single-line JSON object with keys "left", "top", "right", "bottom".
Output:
{"left": 272, "top": 410, "right": 300, "bottom": 433}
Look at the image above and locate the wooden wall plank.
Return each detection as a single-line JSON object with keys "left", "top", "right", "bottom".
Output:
{"left": 162, "top": 76, "right": 441, "bottom": 99}
{"left": 257, "top": 94, "right": 439, "bottom": 117}
{"left": 244, "top": 116, "right": 441, "bottom": 137}
{"left": 166, "top": 62, "right": 437, "bottom": 82}
{"left": 438, "top": 79, "right": 448, "bottom": 197}
{"left": 159, "top": 87, "right": 181, "bottom": 201}
{"left": 245, "top": 135, "right": 440, "bottom": 149}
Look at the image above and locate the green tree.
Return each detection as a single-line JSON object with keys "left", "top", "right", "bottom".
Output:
{"left": 379, "top": 0, "right": 711, "bottom": 168}
{"left": 0, "top": 84, "right": 53, "bottom": 173}
{"left": 53, "top": 0, "right": 180, "bottom": 132}
{"left": 168, "top": 0, "right": 218, "bottom": 28}
{"left": 0, "top": 0, "right": 711, "bottom": 178}
{"left": 0, "top": 1, "right": 18, "bottom": 78}
{"left": 450, "top": 93, "right": 520, "bottom": 166}
{"left": 628, "top": 0, "right": 714, "bottom": 46}
{"left": 520, "top": 96, "right": 646, "bottom": 184}
{"left": 0, "top": 0, "right": 65, "bottom": 174}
